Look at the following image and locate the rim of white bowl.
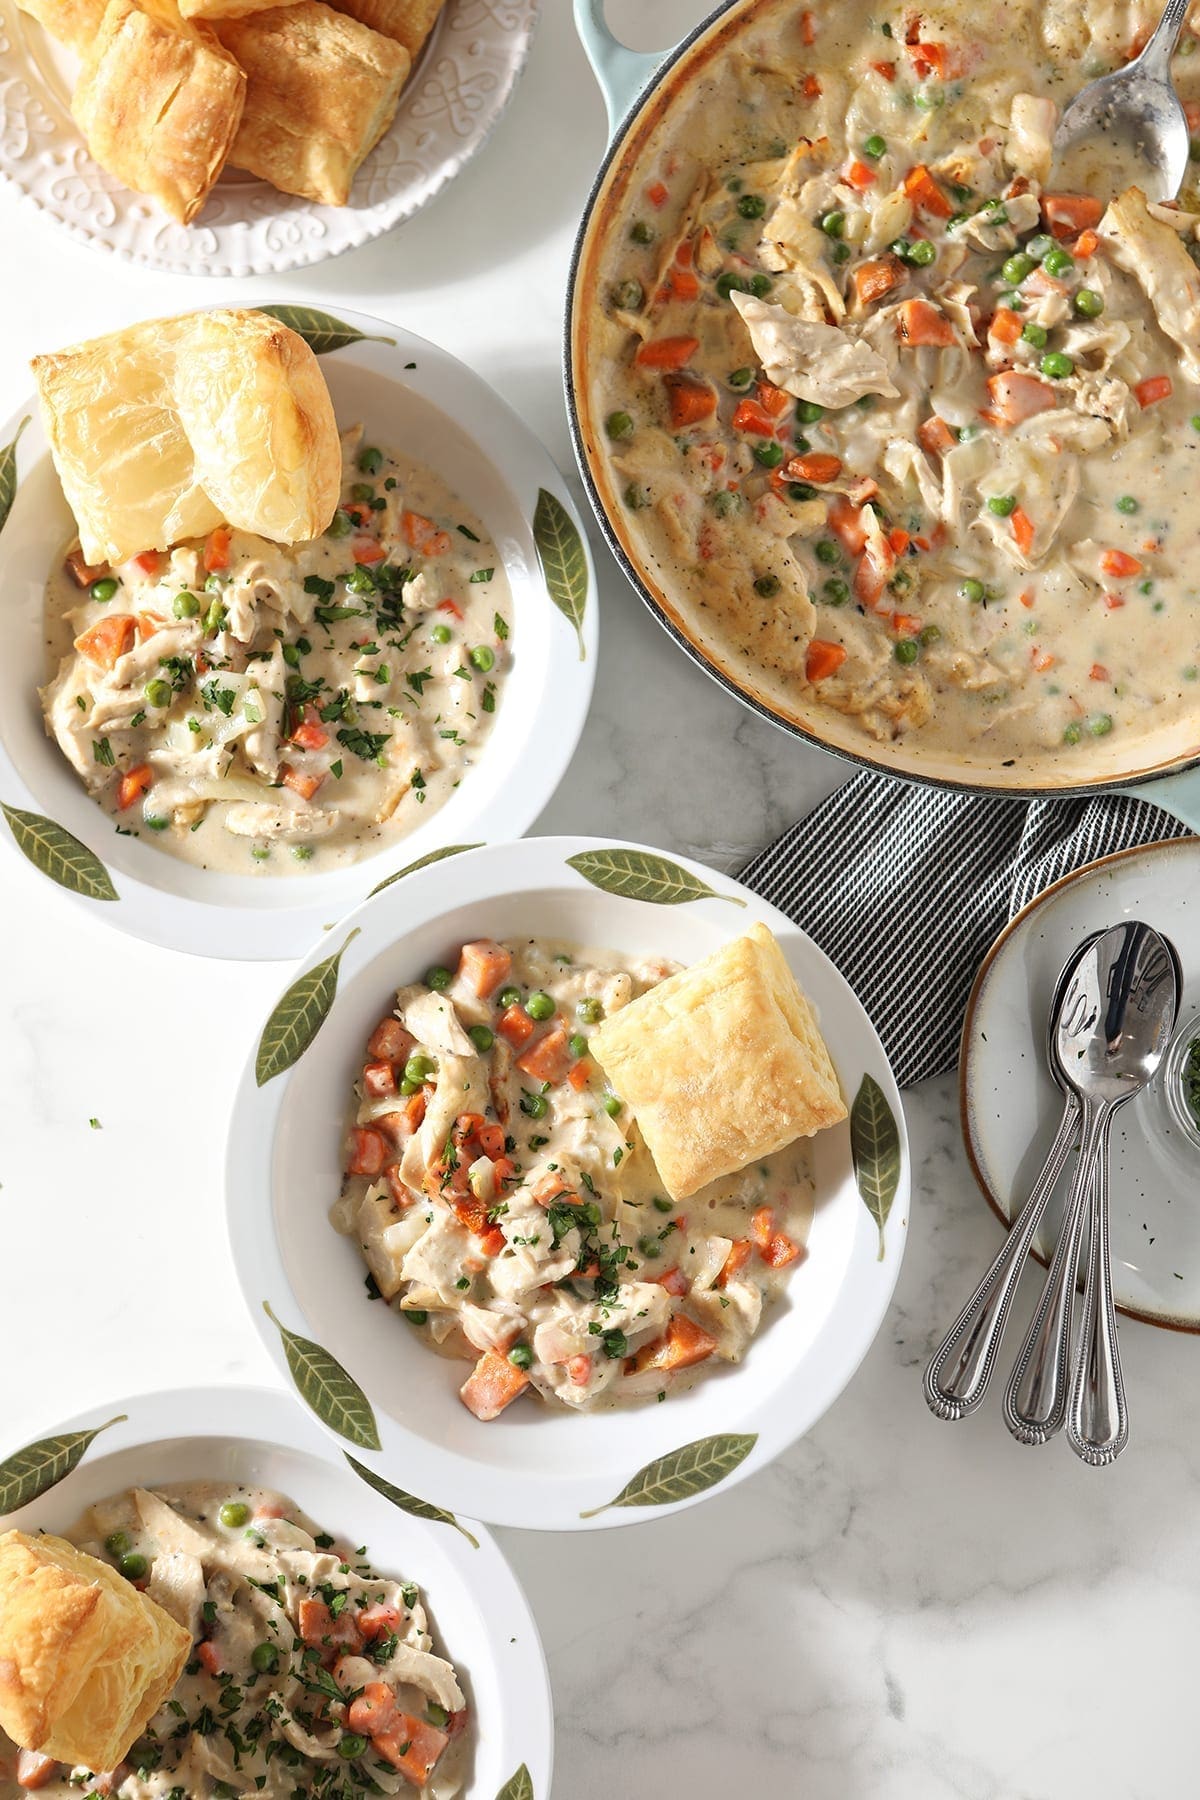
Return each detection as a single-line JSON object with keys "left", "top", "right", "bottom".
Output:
{"left": 226, "top": 835, "right": 910, "bottom": 1531}
{"left": 0, "top": 1382, "right": 554, "bottom": 1800}
{"left": 0, "top": 307, "right": 596, "bottom": 960}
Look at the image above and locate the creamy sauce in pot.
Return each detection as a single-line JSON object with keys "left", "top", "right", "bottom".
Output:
{"left": 41, "top": 432, "right": 511, "bottom": 875}
{"left": 586, "top": 0, "right": 1200, "bottom": 777}
{"left": 333, "top": 937, "right": 814, "bottom": 1415}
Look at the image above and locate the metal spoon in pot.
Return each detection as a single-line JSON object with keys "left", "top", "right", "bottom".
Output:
{"left": 923, "top": 933, "right": 1102, "bottom": 1421}
{"left": 1050, "top": 0, "right": 1192, "bottom": 203}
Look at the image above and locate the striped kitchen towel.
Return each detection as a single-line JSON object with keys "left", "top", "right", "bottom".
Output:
{"left": 740, "top": 774, "right": 1193, "bottom": 1086}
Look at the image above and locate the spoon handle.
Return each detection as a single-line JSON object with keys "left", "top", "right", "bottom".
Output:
{"left": 1137, "top": 0, "right": 1192, "bottom": 80}
{"left": 1001, "top": 1103, "right": 1105, "bottom": 1445}
{"left": 1067, "top": 1106, "right": 1128, "bottom": 1466}
{"left": 923, "top": 1097, "right": 1079, "bottom": 1421}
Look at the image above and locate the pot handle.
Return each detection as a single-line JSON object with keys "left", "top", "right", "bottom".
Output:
{"left": 573, "top": 0, "right": 669, "bottom": 137}
{"left": 1130, "top": 765, "right": 1200, "bottom": 832}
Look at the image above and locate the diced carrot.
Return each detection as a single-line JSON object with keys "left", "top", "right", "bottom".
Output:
{"left": 298, "top": 1597, "right": 362, "bottom": 1653}
{"left": 1022, "top": 266, "right": 1068, "bottom": 299}
{"left": 805, "top": 638, "right": 847, "bottom": 683}
{"left": 756, "top": 380, "right": 791, "bottom": 417}
{"left": 135, "top": 611, "right": 166, "bottom": 640}
{"left": 658, "top": 265, "right": 700, "bottom": 304}
{"left": 203, "top": 527, "right": 231, "bottom": 574}
{"left": 892, "top": 610, "right": 922, "bottom": 635}
{"left": 799, "top": 6, "right": 816, "bottom": 42}
{"left": 460, "top": 1349, "right": 529, "bottom": 1421}
{"left": 844, "top": 158, "right": 877, "bottom": 189}
{"left": 1011, "top": 507, "right": 1036, "bottom": 556}
{"left": 761, "top": 1230, "right": 801, "bottom": 1268}
{"left": 438, "top": 597, "right": 464, "bottom": 619}
{"left": 888, "top": 529, "right": 911, "bottom": 557}
{"left": 280, "top": 764, "right": 324, "bottom": 801}
{"left": 116, "top": 763, "right": 153, "bottom": 811}
{"left": 74, "top": 614, "right": 135, "bottom": 670}
{"left": 656, "top": 1266, "right": 690, "bottom": 1297}
{"left": 532, "top": 1170, "right": 576, "bottom": 1207}
{"left": 646, "top": 179, "right": 669, "bottom": 208}
{"left": 457, "top": 937, "right": 512, "bottom": 999}
{"left": 368, "top": 1017, "right": 413, "bottom": 1063}
{"left": 346, "top": 503, "right": 372, "bottom": 527}
{"left": 988, "top": 307, "right": 1023, "bottom": 347}
{"left": 732, "top": 398, "right": 778, "bottom": 436}
{"left": 665, "top": 373, "right": 717, "bottom": 428}
{"left": 353, "top": 535, "right": 391, "bottom": 563}
{"left": 1134, "top": 375, "right": 1172, "bottom": 408}
{"left": 363, "top": 1061, "right": 397, "bottom": 1099}
{"left": 497, "top": 1004, "right": 535, "bottom": 1048}
{"left": 197, "top": 1639, "right": 222, "bottom": 1677}
{"left": 17, "top": 1752, "right": 57, "bottom": 1790}
{"left": 902, "top": 163, "right": 952, "bottom": 218}
{"left": 1090, "top": 662, "right": 1110, "bottom": 681}
{"left": 633, "top": 1314, "right": 718, "bottom": 1373}
{"left": 826, "top": 495, "right": 869, "bottom": 555}
{"left": 566, "top": 1353, "right": 593, "bottom": 1385}
{"left": 802, "top": 72, "right": 822, "bottom": 98}
{"left": 66, "top": 547, "right": 110, "bottom": 588}
{"left": 358, "top": 1603, "right": 405, "bottom": 1641}
{"left": 290, "top": 705, "right": 329, "bottom": 751}
{"left": 751, "top": 1206, "right": 776, "bottom": 1251}
{"left": 850, "top": 255, "right": 907, "bottom": 305}
{"left": 516, "top": 1022, "right": 573, "bottom": 1085}
{"left": 718, "top": 1239, "right": 753, "bottom": 1286}
{"left": 907, "top": 37, "right": 955, "bottom": 77}
{"left": 1075, "top": 229, "right": 1099, "bottom": 258}
{"left": 377, "top": 1090, "right": 427, "bottom": 1145}
{"left": 897, "top": 298, "right": 955, "bottom": 346}
{"left": 402, "top": 510, "right": 450, "bottom": 555}
{"left": 1018, "top": 589, "right": 1035, "bottom": 608}
{"left": 132, "top": 549, "right": 163, "bottom": 576}
{"left": 985, "top": 371, "right": 1058, "bottom": 424}
{"left": 1042, "top": 193, "right": 1103, "bottom": 238}
{"left": 635, "top": 335, "right": 699, "bottom": 371}
{"left": 1031, "top": 649, "right": 1055, "bottom": 672}
{"left": 1099, "top": 548, "right": 1142, "bottom": 578}
{"left": 870, "top": 58, "right": 896, "bottom": 78}
{"left": 786, "top": 452, "right": 842, "bottom": 484}
{"left": 917, "top": 415, "right": 956, "bottom": 457}
{"left": 567, "top": 1058, "right": 592, "bottom": 1090}
{"left": 1103, "top": 593, "right": 1126, "bottom": 610}
{"left": 348, "top": 1682, "right": 400, "bottom": 1734}
{"left": 348, "top": 1127, "right": 388, "bottom": 1178}
{"left": 373, "top": 1714, "right": 449, "bottom": 1787}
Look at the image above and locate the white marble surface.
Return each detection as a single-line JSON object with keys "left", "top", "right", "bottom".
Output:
{"left": 0, "top": 3, "right": 1195, "bottom": 1795}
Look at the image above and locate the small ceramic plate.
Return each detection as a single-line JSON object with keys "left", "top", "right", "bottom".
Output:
{"left": 226, "top": 835, "right": 910, "bottom": 1531}
{"left": 962, "top": 837, "right": 1200, "bottom": 1331}
{"left": 0, "top": 0, "right": 538, "bottom": 275}
{"left": 0, "top": 306, "right": 595, "bottom": 960}
{"left": 0, "top": 1384, "right": 553, "bottom": 1799}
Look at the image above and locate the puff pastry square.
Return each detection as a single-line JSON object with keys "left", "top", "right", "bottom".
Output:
{"left": 0, "top": 1531, "right": 190, "bottom": 1772}
{"left": 590, "top": 923, "right": 847, "bottom": 1200}
{"left": 13, "top": 0, "right": 107, "bottom": 52}
{"left": 216, "top": 3, "right": 411, "bottom": 206}
{"left": 72, "top": 0, "right": 246, "bottom": 225}
{"left": 327, "top": 0, "right": 442, "bottom": 58}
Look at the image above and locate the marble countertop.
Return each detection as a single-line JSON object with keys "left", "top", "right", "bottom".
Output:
{"left": 0, "top": 3, "right": 1193, "bottom": 1794}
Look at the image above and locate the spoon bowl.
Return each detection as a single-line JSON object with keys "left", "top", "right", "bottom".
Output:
{"left": 1054, "top": 922, "right": 1180, "bottom": 1108}
{"left": 1051, "top": 0, "right": 1192, "bottom": 203}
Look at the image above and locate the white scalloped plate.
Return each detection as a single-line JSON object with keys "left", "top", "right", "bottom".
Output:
{"left": 0, "top": 0, "right": 538, "bottom": 275}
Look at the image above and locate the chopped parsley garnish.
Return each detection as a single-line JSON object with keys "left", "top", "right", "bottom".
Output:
{"left": 469, "top": 567, "right": 494, "bottom": 583}
{"left": 92, "top": 737, "right": 114, "bottom": 766}
{"left": 336, "top": 726, "right": 390, "bottom": 763}
{"left": 158, "top": 654, "right": 194, "bottom": 692}
{"left": 304, "top": 575, "right": 335, "bottom": 603}
{"left": 494, "top": 612, "right": 509, "bottom": 640}
{"left": 457, "top": 523, "right": 480, "bottom": 541}
{"left": 202, "top": 679, "right": 236, "bottom": 717}
{"left": 407, "top": 667, "right": 434, "bottom": 695}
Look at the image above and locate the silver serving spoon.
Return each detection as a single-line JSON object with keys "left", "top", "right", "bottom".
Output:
{"left": 1050, "top": 0, "right": 1192, "bottom": 203}
{"left": 923, "top": 933, "right": 1102, "bottom": 1421}
{"left": 1063, "top": 922, "right": 1180, "bottom": 1465}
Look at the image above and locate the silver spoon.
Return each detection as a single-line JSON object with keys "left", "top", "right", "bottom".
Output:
{"left": 1050, "top": 0, "right": 1192, "bottom": 203}
{"left": 923, "top": 933, "right": 1102, "bottom": 1421}
{"left": 1063, "top": 923, "right": 1180, "bottom": 1465}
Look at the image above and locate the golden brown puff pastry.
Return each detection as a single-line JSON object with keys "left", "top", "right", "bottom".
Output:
{"left": 0, "top": 1532, "right": 190, "bottom": 1773}
{"left": 12, "top": 0, "right": 106, "bottom": 52}
{"left": 326, "top": 0, "right": 442, "bottom": 59}
{"left": 216, "top": 3, "right": 411, "bottom": 207}
{"left": 71, "top": 0, "right": 246, "bottom": 226}
{"left": 590, "top": 923, "right": 848, "bottom": 1201}
{"left": 177, "top": 0, "right": 279, "bottom": 22}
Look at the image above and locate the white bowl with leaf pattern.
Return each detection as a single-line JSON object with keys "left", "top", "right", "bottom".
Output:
{"left": 0, "top": 305, "right": 595, "bottom": 960}
{"left": 0, "top": 1384, "right": 553, "bottom": 1799}
{"left": 225, "top": 835, "right": 909, "bottom": 1532}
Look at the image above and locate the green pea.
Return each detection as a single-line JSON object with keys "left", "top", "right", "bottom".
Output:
{"left": 326, "top": 509, "right": 353, "bottom": 539}
{"left": 145, "top": 678, "right": 172, "bottom": 708}
{"left": 603, "top": 1094, "right": 622, "bottom": 1117}
{"left": 282, "top": 643, "right": 301, "bottom": 667}
{"left": 145, "top": 816, "right": 169, "bottom": 832}
{"left": 251, "top": 1642, "right": 279, "bottom": 1674}
{"left": 727, "top": 367, "right": 755, "bottom": 390}
{"left": 431, "top": 623, "right": 452, "bottom": 643}
{"left": 754, "top": 574, "right": 780, "bottom": 597}
{"left": 498, "top": 985, "right": 522, "bottom": 1009}
{"left": 426, "top": 964, "right": 452, "bottom": 991}
{"left": 637, "top": 1235, "right": 662, "bottom": 1259}
{"left": 624, "top": 482, "right": 651, "bottom": 511}
{"left": 105, "top": 1531, "right": 131, "bottom": 1557}
{"left": 358, "top": 446, "right": 384, "bottom": 476}
{"left": 469, "top": 645, "right": 496, "bottom": 672}
{"left": 1027, "top": 233, "right": 1054, "bottom": 259}
{"left": 1116, "top": 495, "right": 1139, "bottom": 514}
{"left": 350, "top": 483, "right": 374, "bottom": 504}
{"left": 919, "top": 624, "right": 942, "bottom": 646}
{"left": 346, "top": 566, "right": 376, "bottom": 594}
{"left": 890, "top": 236, "right": 912, "bottom": 260}
{"left": 1074, "top": 287, "right": 1104, "bottom": 317}
{"left": 1192, "top": 416, "right": 1200, "bottom": 432}
{"left": 173, "top": 591, "right": 199, "bottom": 619}
{"left": 747, "top": 273, "right": 773, "bottom": 298}
{"left": 405, "top": 1053, "right": 437, "bottom": 1084}
{"left": 90, "top": 577, "right": 119, "bottom": 603}
{"left": 580, "top": 1200, "right": 602, "bottom": 1227}
{"left": 1042, "top": 246, "right": 1074, "bottom": 277}
{"left": 1088, "top": 713, "right": 1114, "bottom": 736}
{"left": 819, "top": 209, "right": 845, "bottom": 238}
{"left": 568, "top": 1033, "right": 588, "bottom": 1058}
{"left": 793, "top": 433, "right": 811, "bottom": 454}
{"left": 606, "top": 410, "right": 634, "bottom": 440}
{"left": 737, "top": 192, "right": 766, "bottom": 218}
{"left": 119, "top": 1552, "right": 147, "bottom": 1581}
{"left": 469, "top": 1024, "right": 495, "bottom": 1053}
{"left": 711, "top": 489, "right": 740, "bottom": 517}
{"left": 906, "top": 238, "right": 936, "bottom": 266}
{"left": 612, "top": 279, "right": 645, "bottom": 310}
{"left": 753, "top": 440, "right": 785, "bottom": 468}
{"left": 204, "top": 600, "right": 227, "bottom": 634}
{"left": 894, "top": 639, "right": 920, "bottom": 664}
{"left": 831, "top": 242, "right": 852, "bottom": 263}
{"left": 815, "top": 539, "right": 840, "bottom": 565}
{"left": 427, "top": 1705, "right": 451, "bottom": 1729}
{"left": 507, "top": 1342, "right": 534, "bottom": 1370}
{"left": 406, "top": 1308, "right": 429, "bottom": 1325}
{"left": 987, "top": 494, "right": 1017, "bottom": 517}
{"left": 1063, "top": 721, "right": 1082, "bottom": 744}
{"left": 1040, "top": 351, "right": 1074, "bottom": 379}
{"left": 1002, "top": 252, "right": 1036, "bottom": 285}
{"left": 578, "top": 997, "right": 603, "bottom": 1023}
{"left": 399, "top": 1077, "right": 421, "bottom": 1096}
{"left": 716, "top": 272, "right": 748, "bottom": 300}
{"left": 959, "top": 577, "right": 986, "bottom": 603}
{"left": 219, "top": 1502, "right": 250, "bottom": 1528}
{"left": 863, "top": 133, "right": 886, "bottom": 158}
{"left": 630, "top": 219, "right": 654, "bottom": 244}
{"left": 602, "top": 1328, "right": 628, "bottom": 1359}
{"left": 204, "top": 573, "right": 225, "bottom": 594}
{"left": 796, "top": 400, "right": 825, "bottom": 423}
{"left": 788, "top": 481, "right": 816, "bottom": 500}
{"left": 823, "top": 577, "right": 849, "bottom": 604}
{"left": 1021, "top": 322, "right": 1048, "bottom": 348}
{"left": 526, "top": 990, "right": 555, "bottom": 1021}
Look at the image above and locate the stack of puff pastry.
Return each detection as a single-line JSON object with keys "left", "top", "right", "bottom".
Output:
{"left": 14, "top": 0, "right": 449, "bottom": 220}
